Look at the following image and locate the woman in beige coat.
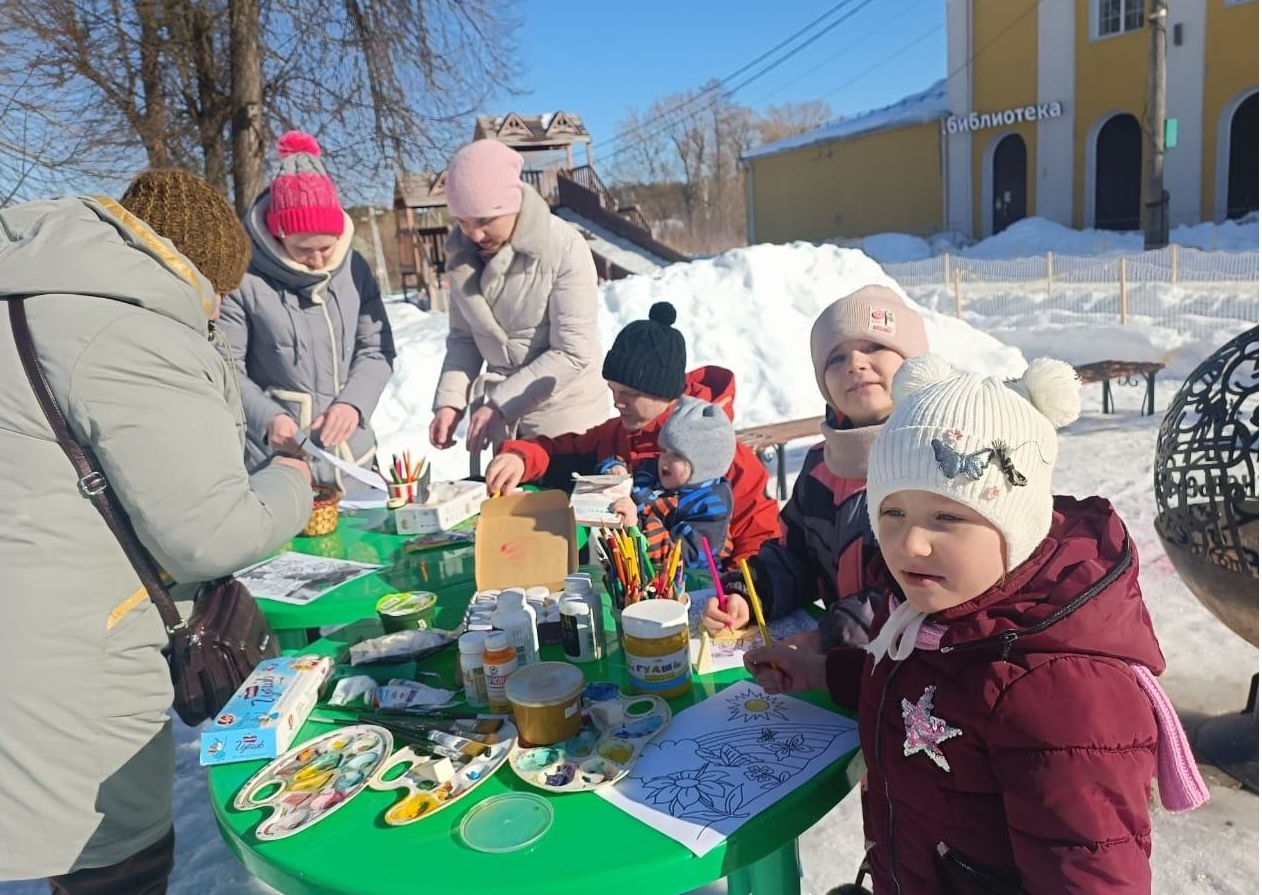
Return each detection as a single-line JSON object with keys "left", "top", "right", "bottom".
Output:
{"left": 430, "top": 139, "right": 608, "bottom": 458}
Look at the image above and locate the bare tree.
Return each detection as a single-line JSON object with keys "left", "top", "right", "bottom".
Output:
{"left": 0, "top": 0, "right": 521, "bottom": 204}
{"left": 756, "top": 100, "right": 834, "bottom": 144}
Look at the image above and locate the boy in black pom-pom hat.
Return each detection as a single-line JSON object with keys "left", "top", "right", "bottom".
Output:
{"left": 484, "top": 300, "right": 780, "bottom": 567}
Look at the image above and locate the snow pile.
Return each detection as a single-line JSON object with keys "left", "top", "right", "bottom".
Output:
{"left": 374, "top": 243, "right": 1026, "bottom": 483}
{"left": 856, "top": 215, "right": 1260, "bottom": 264}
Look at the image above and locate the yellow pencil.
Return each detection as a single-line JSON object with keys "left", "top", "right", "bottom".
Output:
{"left": 740, "top": 558, "right": 772, "bottom": 649}
{"left": 665, "top": 538, "right": 683, "bottom": 584}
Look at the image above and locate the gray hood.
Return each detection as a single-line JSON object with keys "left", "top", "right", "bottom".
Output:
{"left": 244, "top": 189, "right": 355, "bottom": 293}
{"left": 0, "top": 195, "right": 216, "bottom": 336}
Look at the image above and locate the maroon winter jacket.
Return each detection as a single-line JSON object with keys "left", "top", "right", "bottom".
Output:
{"left": 825, "top": 496, "right": 1164, "bottom": 895}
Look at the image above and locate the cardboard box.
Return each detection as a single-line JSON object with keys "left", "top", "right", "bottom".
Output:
{"left": 395, "top": 480, "right": 488, "bottom": 534}
{"left": 474, "top": 489, "right": 578, "bottom": 592}
{"left": 199, "top": 655, "right": 334, "bottom": 766}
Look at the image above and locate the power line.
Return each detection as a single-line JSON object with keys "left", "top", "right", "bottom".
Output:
{"left": 818, "top": 22, "right": 943, "bottom": 103}
{"left": 589, "top": 0, "right": 865, "bottom": 153}
{"left": 596, "top": 0, "right": 881, "bottom": 168}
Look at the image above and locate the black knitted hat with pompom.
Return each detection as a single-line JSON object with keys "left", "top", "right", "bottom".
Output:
{"left": 601, "top": 301, "right": 687, "bottom": 399}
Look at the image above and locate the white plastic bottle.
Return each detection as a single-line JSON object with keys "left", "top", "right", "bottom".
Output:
{"left": 491, "top": 588, "right": 540, "bottom": 665}
{"left": 458, "top": 631, "right": 488, "bottom": 707}
{"left": 564, "top": 573, "right": 604, "bottom": 660}
{"left": 559, "top": 597, "right": 598, "bottom": 663}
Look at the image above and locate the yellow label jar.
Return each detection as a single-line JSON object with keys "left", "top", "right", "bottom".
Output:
{"left": 620, "top": 600, "right": 692, "bottom": 698}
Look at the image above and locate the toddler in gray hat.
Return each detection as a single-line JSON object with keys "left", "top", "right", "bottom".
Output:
{"left": 611, "top": 397, "right": 736, "bottom": 571}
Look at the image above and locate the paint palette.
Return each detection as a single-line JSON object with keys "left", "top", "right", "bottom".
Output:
{"left": 367, "top": 720, "right": 518, "bottom": 826}
{"left": 507, "top": 682, "right": 672, "bottom": 793}
{"left": 233, "top": 725, "right": 392, "bottom": 841}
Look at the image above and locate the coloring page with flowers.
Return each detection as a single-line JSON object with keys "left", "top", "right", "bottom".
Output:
{"left": 597, "top": 681, "right": 859, "bottom": 856}
{"left": 685, "top": 588, "right": 820, "bottom": 673}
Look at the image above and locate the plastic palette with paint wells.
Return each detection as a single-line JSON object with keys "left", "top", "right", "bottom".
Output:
{"left": 506, "top": 681, "right": 671, "bottom": 792}
{"left": 232, "top": 725, "right": 393, "bottom": 841}
{"left": 366, "top": 719, "right": 518, "bottom": 825}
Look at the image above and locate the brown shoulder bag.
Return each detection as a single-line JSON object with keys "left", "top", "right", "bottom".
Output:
{"left": 10, "top": 298, "right": 279, "bottom": 727}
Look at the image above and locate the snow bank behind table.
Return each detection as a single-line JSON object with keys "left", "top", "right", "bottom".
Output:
{"left": 373, "top": 243, "right": 1026, "bottom": 481}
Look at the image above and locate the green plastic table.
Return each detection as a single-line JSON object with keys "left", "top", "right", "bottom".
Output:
{"left": 211, "top": 522, "right": 860, "bottom": 895}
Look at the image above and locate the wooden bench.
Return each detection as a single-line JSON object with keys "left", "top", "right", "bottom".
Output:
{"left": 1073, "top": 360, "right": 1165, "bottom": 416}
{"left": 736, "top": 416, "right": 824, "bottom": 500}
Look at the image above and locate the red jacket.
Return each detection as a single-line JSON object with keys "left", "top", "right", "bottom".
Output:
{"left": 498, "top": 366, "right": 779, "bottom": 565}
{"left": 826, "top": 496, "right": 1164, "bottom": 895}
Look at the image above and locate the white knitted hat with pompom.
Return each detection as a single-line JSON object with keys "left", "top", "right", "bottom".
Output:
{"left": 866, "top": 355, "right": 1082, "bottom": 570}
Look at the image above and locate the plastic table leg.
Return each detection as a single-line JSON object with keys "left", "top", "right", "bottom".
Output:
{"left": 726, "top": 838, "right": 801, "bottom": 895}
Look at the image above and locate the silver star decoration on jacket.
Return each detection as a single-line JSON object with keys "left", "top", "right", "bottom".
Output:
{"left": 902, "top": 685, "right": 962, "bottom": 772}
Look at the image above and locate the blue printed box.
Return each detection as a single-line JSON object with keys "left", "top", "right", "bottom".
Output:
{"left": 199, "top": 655, "right": 333, "bottom": 766}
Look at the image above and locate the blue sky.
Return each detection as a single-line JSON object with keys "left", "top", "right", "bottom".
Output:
{"left": 495, "top": 0, "right": 946, "bottom": 155}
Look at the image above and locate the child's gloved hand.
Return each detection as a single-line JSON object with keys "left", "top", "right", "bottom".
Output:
{"left": 702, "top": 593, "right": 750, "bottom": 635}
{"left": 743, "top": 644, "right": 826, "bottom": 695}
{"left": 611, "top": 496, "right": 638, "bottom": 528}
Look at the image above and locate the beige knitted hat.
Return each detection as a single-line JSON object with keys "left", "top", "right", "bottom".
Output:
{"left": 866, "top": 355, "right": 1082, "bottom": 570}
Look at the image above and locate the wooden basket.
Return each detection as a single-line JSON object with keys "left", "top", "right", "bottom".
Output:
{"left": 301, "top": 486, "right": 341, "bottom": 537}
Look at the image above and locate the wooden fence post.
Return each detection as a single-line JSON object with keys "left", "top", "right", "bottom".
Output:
{"left": 1170, "top": 244, "right": 1179, "bottom": 285}
{"left": 943, "top": 252, "right": 952, "bottom": 287}
{"left": 953, "top": 267, "right": 963, "bottom": 319}
{"left": 1119, "top": 257, "right": 1128, "bottom": 325}
{"left": 1046, "top": 251, "right": 1054, "bottom": 301}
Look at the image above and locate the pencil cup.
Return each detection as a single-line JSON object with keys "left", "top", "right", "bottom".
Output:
{"left": 388, "top": 481, "right": 418, "bottom": 504}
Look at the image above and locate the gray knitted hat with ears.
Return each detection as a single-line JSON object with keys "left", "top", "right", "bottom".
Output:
{"left": 658, "top": 396, "right": 737, "bottom": 485}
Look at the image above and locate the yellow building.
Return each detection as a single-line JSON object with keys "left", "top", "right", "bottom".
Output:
{"left": 743, "top": 0, "right": 1258, "bottom": 243}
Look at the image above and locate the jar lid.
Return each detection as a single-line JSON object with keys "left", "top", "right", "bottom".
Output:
{"left": 484, "top": 631, "right": 509, "bottom": 652}
{"left": 505, "top": 661, "right": 585, "bottom": 708}
{"left": 375, "top": 591, "right": 436, "bottom": 616}
{"left": 460, "top": 792, "right": 553, "bottom": 853}
{"left": 621, "top": 599, "right": 689, "bottom": 640}
{"left": 386, "top": 497, "right": 407, "bottom": 510}
{"left": 497, "top": 589, "right": 525, "bottom": 610}
{"left": 458, "top": 631, "right": 488, "bottom": 654}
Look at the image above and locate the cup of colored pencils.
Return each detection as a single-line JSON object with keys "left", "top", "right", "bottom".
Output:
{"left": 385, "top": 451, "right": 430, "bottom": 504}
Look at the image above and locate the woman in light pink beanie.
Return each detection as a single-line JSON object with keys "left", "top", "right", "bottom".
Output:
{"left": 430, "top": 139, "right": 608, "bottom": 463}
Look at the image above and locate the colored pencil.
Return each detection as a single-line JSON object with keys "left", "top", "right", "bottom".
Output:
{"left": 740, "top": 558, "right": 772, "bottom": 650}
{"left": 701, "top": 535, "right": 727, "bottom": 614}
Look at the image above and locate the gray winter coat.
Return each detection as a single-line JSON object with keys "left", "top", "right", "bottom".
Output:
{"left": 0, "top": 196, "right": 310, "bottom": 877}
{"left": 433, "top": 185, "right": 608, "bottom": 441}
{"left": 220, "top": 193, "right": 396, "bottom": 488}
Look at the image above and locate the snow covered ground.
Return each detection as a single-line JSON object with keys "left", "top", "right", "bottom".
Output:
{"left": 3, "top": 241, "right": 1256, "bottom": 895}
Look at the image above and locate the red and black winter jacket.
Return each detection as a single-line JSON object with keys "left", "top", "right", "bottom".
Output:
{"left": 498, "top": 366, "right": 779, "bottom": 565}
{"left": 825, "top": 496, "right": 1164, "bottom": 895}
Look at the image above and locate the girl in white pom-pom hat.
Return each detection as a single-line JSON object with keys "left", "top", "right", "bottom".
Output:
{"left": 746, "top": 355, "right": 1207, "bottom": 895}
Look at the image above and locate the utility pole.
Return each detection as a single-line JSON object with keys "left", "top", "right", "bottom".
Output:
{"left": 1143, "top": 0, "right": 1170, "bottom": 249}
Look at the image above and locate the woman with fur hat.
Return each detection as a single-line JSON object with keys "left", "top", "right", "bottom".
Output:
{"left": 0, "top": 170, "right": 312, "bottom": 891}
{"left": 746, "top": 356, "right": 1207, "bottom": 895}
{"left": 429, "top": 138, "right": 608, "bottom": 458}
{"left": 219, "top": 131, "right": 396, "bottom": 489}
{"left": 704, "top": 285, "right": 928, "bottom": 647}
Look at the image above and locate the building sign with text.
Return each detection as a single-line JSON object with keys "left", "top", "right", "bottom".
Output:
{"left": 946, "top": 101, "right": 1064, "bottom": 134}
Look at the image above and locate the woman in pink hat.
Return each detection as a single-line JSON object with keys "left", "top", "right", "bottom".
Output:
{"left": 430, "top": 138, "right": 607, "bottom": 459}
{"left": 220, "top": 131, "right": 396, "bottom": 490}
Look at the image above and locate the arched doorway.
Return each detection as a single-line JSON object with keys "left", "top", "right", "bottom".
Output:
{"left": 1094, "top": 113, "right": 1142, "bottom": 230}
{"left": 991, "top": 134, "right": 1027, "bottom": 234}
{"left": 1227, "top": 92, "right": 1258, "bottom": 220}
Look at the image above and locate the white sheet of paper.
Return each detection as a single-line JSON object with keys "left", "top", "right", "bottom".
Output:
{"left": 685, "top": 587, "right": 820, "bottom": 673}
{"left": 339, "top": 486, "right": 387, "bottom": 510}
{"left": 294, "top": 432, "right": 388, "bottom": 491}
{"left": 236, "top": 551, "right": 381, "bottom": 606}
{"left": 597, "top": 681, "right": 859, "bottom": 856}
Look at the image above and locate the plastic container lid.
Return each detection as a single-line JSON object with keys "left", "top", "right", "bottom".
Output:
{"left": 559, "top": 598, "right": 590, "bottom": 618}
{"left": 375, "top": 591, "right": 436, "bottom": 616}
{"left": 458, "top": 631, "right": 488, "bottom": 655}
{"left": 564, "top": 573, "right": 593, "bottom": 592}
{"left": 497, "top": 589, "right": 526, "bottom": 610}
{"left": 460, "top": 792, "right": 553, "bottom": 853}
{"left": 621, "top": 600, "right": 689, "bottom": 639}
{"left": 504, "top": 661, "right": 585, "bottom": 708}
{"left": 525, "top": 585, "right": 550, "bottom": 601}
{"left": 484, "top": 631, "right": 509, "bottom": 651}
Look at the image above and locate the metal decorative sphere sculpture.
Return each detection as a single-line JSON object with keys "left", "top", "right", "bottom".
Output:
{"left": 1153, "top": 326, "right": 1258, "bottom": 646}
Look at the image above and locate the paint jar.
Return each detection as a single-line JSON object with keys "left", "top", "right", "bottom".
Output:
{"left": 491, "top": 589, "right": 540, "bottom": 666}
{"left": 505, "top": 662, "right": 585, "bottom": 745}
{"left": 375, "top": 591, "right": 437, "bottom": 633}
{"left": 564, "top": 573, "right": 605, "bottom": 659}
{"left": 559, "top": 597, "right": 598, "bottom": 663}
{"left": 482, "top": 632, "right": 518, "bottom": 714}
{"left": 458, "top": 631, "right": 489, "bottom": 707}
{"left": 621, "top": 600, "right": 692, "bottom": 699}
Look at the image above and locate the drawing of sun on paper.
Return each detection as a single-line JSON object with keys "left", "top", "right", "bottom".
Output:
{"left": 597, "top": 681, "right": 859, "bottom": 857}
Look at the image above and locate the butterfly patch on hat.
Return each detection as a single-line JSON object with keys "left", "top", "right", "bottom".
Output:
{"left": 868, "top": 307, "right": 896, "bottom": 335}
{"left": 931, "top": 435, "right": 1029, "bottom": 487}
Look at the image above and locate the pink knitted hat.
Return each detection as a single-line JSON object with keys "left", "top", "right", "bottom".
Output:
{"left": 444, "top": 139, "right": 524, "bottom": 219}
{"left": 266, "top": 131, "right": 345, "bottom": 239}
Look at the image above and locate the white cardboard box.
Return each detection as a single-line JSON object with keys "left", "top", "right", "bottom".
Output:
{"left": 395, "top": 480, "right": 488, "bottom": 534}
